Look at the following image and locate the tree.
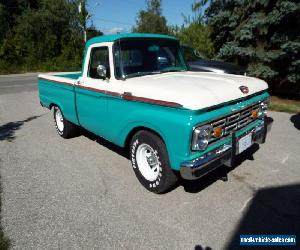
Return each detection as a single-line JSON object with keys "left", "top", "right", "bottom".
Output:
{"left": 133, "top": 0, "right": 170, "bottom": 34}
{"left": 173, "top": 2, "right": 215, "bottom": 59}
{"left": 0, "top": 0, "right": 103, "bottom": 73}
{"left": 86, "top": 26, "right": 103, "bottom": 40}
{"left": 176, "top": 22, "right": 214, "bottom": 59}
{"left": 196, "top": 0, "right": 300, "bottom": 97}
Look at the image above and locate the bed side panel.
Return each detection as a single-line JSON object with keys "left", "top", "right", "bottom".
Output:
{"left": 38, "top": 76, "right": 79, "bottom": 125}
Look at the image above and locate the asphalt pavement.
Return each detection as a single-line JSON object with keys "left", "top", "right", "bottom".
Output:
{"left": 0, "top": 74, "right": 299, "bottom": 250}
{"left": 0, "top": 73, "right": 38, "bottom": 95}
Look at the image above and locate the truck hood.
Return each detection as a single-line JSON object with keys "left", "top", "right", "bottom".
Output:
{"left": 123, "top": 71, "right": 268, "bottom": 110}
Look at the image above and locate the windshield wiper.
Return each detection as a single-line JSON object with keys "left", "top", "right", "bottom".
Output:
{"left": 125, "top": 69, "right": 186, "bottom": 79}
{"left": 125, "top": 71, "right": 161, "bottom": 79}
{"left": 160, "top": 69, "right": 186, "bottom": 73}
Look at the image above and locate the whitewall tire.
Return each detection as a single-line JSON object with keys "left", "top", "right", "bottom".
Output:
{"left": 130, "top": 130, "right": 178, "bottom": 193}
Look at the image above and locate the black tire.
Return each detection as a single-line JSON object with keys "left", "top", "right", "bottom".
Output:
{"left": 130, "top": 130, "right": 178, "bottom": 194}
{"left": 53, "top": 106, "right": 78, "bottom": 139}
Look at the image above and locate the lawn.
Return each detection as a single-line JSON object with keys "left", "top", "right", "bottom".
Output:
{"left": 269, "top": 96, "right": 300, "bottom": 114}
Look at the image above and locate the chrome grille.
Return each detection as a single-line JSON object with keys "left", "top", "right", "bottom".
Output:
{"left": 210, "top": 103, "right": 259, "bottom": 138}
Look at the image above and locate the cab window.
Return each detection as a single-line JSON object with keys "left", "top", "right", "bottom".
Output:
{"left": 88, "top": 47, "right": 110, "bottom": 79}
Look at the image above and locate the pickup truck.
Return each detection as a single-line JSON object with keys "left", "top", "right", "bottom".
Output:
{"left": 38, "top": 33, "right": 273, "bottom": 194}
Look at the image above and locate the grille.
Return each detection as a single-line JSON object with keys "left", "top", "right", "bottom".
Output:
{"left": 210, "top": 103, "right": 260, "bottom": 138}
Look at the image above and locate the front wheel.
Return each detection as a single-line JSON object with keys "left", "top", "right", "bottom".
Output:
{"left": 130, "top": 130, "right": 178, "bottom": 194}
{"left": 53, "top": 106, "right": 78, "bottom": 139}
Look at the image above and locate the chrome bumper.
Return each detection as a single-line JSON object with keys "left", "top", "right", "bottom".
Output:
{"left": 180, "top": 116, "right": 273, "bottom": 180}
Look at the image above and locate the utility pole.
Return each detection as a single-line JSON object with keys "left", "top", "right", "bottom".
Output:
{"left": 78, "top": 0, "right": 90, "bottom": 43}
{"left": 78, "top": 1, "right": 101, "bottom": 42}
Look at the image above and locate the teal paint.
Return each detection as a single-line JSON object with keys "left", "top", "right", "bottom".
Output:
{"left": 82, "top": 33, "right": 180, "bottom": 77}
{"left": 85, "top": 33, "right": 177, "bottom": 49}
{"left": 183, "top": 119, "right": 264, "bottom": 164}
{"left": 195, "top": 91, "right": 269, "bottom": 115}
{"left": 74, "top": 87, "right": 108, "bottom": 134}
{"left": 108, "top": 91, "right": 268, "bottom": 170}
{"left": 107, "top": 96, "right": 193, "bottom": 169}
{"left": 185, "top": 92, "right": 269, "bottom": 165}
{"left": 39, "top": 76, "right": 269, "bottom": 171}
{"left": 38, "top": 79, "right": 79, "bottom": 125}
{"left": 102, "top": 91, "right": 269, "bottom": 170}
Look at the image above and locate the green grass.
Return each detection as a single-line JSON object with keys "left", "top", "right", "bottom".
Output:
{"left": 269, "top": 96, "right": 300, "bottom": 114}
{"left": 0, "top": 59, "right": 81, "bottom": 75}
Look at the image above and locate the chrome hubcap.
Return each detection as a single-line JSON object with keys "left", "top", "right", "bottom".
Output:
{"left": 55, "top": 109, "right": 64, "bottom": 132}
{"left": 136, "top": 143, "right": 160, "bottom": 181}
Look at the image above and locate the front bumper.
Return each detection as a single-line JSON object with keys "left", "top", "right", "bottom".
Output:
{"left": 180, "top": 116, "right": 273, "bottom": 180}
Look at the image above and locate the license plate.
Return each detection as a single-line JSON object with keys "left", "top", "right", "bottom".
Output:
{"left": 238, "top": 133, "right": 252, "bottom": 154}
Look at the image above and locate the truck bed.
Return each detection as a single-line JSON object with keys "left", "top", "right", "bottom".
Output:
{"left": 39, "top": 71, "right": 81, "bottom": 83}
{"left": 38, "top": 72, "right": 81, "bottom": 125}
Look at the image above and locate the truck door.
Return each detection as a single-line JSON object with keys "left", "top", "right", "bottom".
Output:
{"left": 74, "top": 45, "right": 110, "bottom": 136}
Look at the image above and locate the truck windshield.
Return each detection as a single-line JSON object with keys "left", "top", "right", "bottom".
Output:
{"left": 114, "top": 38, "right": 187, "bottom": 79}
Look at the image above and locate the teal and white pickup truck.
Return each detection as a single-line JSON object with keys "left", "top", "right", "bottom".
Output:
{"left": 38, "top": 33, "right": 273, "bottom": 193}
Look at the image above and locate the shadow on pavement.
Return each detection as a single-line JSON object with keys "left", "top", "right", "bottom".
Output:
{"left": 81, "top": 129, "right": 129, "bottom": 159}
{"left": 0, "top": 115, "right": 42, "bottom": 142}
{"left": 0, "top": 116, "right": 44, "bottom": 248}
{"left": 195, "top": 245, "right": 212, "bottom": 250}
{"left": 290, "top": 113, "right": 300, "bottom": 130}
{"left": 224, "top": 184, "right": 300, "bottom": 250}
{"left": 80, "top": 127, "right": 261, "bottom": 194}
{"left": 180, "top": 144, "right": 260, "bottom": 193}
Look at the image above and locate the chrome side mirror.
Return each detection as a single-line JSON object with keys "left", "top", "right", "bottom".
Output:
{"left": 96, "top": 65, "right": 107, "bottom": 79}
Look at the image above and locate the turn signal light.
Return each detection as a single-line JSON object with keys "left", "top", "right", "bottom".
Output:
{"left": 251, "top": 110, "right": 258, "bottom": 119}
{"left": 213, "top": 127, "right": 223, "bottom": 138}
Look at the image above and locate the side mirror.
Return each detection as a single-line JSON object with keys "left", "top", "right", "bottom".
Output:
{"left": 96, "top": 65, "right": 107, "bottom": 79}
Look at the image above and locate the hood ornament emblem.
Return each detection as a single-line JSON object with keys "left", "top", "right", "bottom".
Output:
{"left": 239, "top": 86, "right": 249, "bottom": 94}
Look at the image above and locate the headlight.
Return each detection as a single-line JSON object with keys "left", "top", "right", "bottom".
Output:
{"left": 258, "top": 99, "right": 269, "bottom": 116}
{"left": 191, "top": 125, "right": 213, "bottom": 151}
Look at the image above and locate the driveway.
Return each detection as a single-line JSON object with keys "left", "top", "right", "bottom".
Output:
{"left": 0, "top": 74, "right": 299, "bottom": 249}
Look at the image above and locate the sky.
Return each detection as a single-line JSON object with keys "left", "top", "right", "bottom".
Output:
{"left": 87, "top": 0, "right": 197, "bottom": 34}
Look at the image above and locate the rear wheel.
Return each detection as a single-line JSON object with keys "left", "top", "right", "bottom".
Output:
{"left": 53, "top": 106, "right": 78, "bottom": 139}
{"left": 130, "top": 130, "right": 178, "bottom": 194}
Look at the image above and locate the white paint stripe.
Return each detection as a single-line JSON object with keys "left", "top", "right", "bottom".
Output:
{"left": 38, "top": 73, "right": 75, "bottom": 85}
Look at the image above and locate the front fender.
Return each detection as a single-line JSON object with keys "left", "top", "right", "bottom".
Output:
{"left": 109, "top": 100, "right": 193, "bottom": 170}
